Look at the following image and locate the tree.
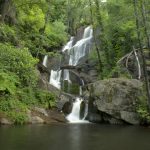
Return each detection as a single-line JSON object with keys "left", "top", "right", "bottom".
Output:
{"left": 133, "top": 0, "right": 150, "bottom": 111}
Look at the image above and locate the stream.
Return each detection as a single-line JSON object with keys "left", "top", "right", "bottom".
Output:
{"left": 0, "top": 124, "right": 150, "bottom": 150}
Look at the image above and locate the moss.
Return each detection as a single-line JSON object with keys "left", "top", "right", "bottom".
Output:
{"left": 62, "top": 81, "right": 79, "bottom": 95}
{"left": 70, "top": 84, "right": 79, "bottom": 95}
{"left": 146, "top": 60, "right": 150, "bottom": 66}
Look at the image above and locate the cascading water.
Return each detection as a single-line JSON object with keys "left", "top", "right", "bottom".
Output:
{"left": 69, "top": 26, "right": 93, "bottom": 66}
{"left": 62, "top": 36, "right": 74, "bottom": 52}
{"left": 43, "top": 55, "right": 48, "bottom": 67}
{"left": 66, "top": 98, "right": 82, "bottom": 122}
{"left": 47, "top": 26, "right": 93, "bottom": 123}
{"left": 65, "top": 26, "right": 93, "bottom": 123}
{"left": 48, "top": 37, "right": 74, "bottom": 90}
{"left": 79, "top": 79, "right": 84, "bottom": 96}
{"left": 63, "top": 69, "right": 71, "bottom": 83}
{"left": 66, "top": 98, "right": 89, "bottom": 123}
{"left": 49, "top": 70, "right": 62, "bottom": 89}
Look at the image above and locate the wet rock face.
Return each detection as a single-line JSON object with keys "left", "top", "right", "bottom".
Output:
{"left": 62, "top": 101, "right": 73, "bottom": 115}
{"left": 56, "top": 94, "right": 74, "bottom": 111}
{"left": 80, "top": 101, "right": 85, "bottom": 119}
{"left": 86, "top": 78, "right": 143, "bottom": 125}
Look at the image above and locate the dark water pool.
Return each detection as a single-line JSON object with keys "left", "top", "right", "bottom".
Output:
{"left": 0, "top": 124, "right": 150, "bottom": 150}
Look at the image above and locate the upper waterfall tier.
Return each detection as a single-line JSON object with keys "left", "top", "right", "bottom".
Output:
{"left": 62, "top": 36, "right": 74, "bottom": 52}
{"left": 49, "top": 26, "right": 93, "bottom": 90}
{"left": 68, "top": 26, "right": 93, "bottom": 66}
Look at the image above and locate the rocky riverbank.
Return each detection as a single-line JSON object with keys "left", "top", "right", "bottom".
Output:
{"left": 0, "top": 107, "right": 66, "bottom": 125}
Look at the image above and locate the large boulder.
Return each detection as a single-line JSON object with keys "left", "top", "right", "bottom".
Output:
{"left": 57, "top": 93, "right": 75, "bottom": 115}
{"left": 87, "top": 78, "right": 143, "bottom": 125}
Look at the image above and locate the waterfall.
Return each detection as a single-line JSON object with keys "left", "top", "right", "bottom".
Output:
{"left": 48, "top": 26, "right": 93, "bottom": 123}
{"left": 43, "top": 55, "right": 48, "bottom": 67}
{"left": 83, "top": 102, "right": 88, "bottom": 120}
{"left": 62, "top": 37, "right": 74, "bottom": 52}
{"left": 49, "top": 37, "right": 74, "bottom": 89}
{"left": 63, "top": 69, "right": 71, "bottom": 83}
{"left": 49, "top": 70, "right": 62, "bottom": 89}
{"left": 69, "top": 26, "right": 93, "bottom": 66}
{"left": 79, "top": 79, "right": 84, "bottom": 96}
{"left": 66, "top": 98, "right": 89, "bottom": 123}
{"left": 79, "top": 86, "right": 82, "bottom": 96}
{"left": 49, "top": 26, "right": 93, "bottom": 89}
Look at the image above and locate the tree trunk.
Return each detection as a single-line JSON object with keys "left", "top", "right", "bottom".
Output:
{"left": 88, "top": 0, "right": 103, "bottom": 77}
{"left": 139, "top": 0, "right": 150, "bottom": 50}
{"left": 39, "top": 1, "right": 51, "bottom": 34}
{"left": 133, "top": 0, "right": 150, "bottom": 111}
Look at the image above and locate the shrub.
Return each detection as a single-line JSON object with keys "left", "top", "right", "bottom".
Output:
{"left": 0, "top": 71, "right": 19, "bottom": 95}
{"left": 0, "top": 24, "right": 18, "bottom": 45}
{"left": 35, "top": 89, "right": 56, "bottom": 108}
{"left": 0, "top": 43, "right": 38, "bottom": 87}
{"left": 0, "top": 99, "right": 28, "bottom": 124}
{"left": 136, "top": 88, "right": 150, "bottom": 124}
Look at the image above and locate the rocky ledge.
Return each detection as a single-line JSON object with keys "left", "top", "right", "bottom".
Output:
{"left": 0, "top": 107, "right": 66, "bottom": 125}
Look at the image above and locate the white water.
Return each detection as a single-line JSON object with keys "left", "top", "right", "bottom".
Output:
{"left": 43, "top": 55, "right": 48, "bottom": 67}
{"left": 62, "top": 37, "right": 74, "bottom": 52}
{"left": 65, "top": 26, "right": 92, "bottom": 123}
{"left": 63, "top": 69, "right": 71, "bottom": 83}
{"left": 79, "top": 86, "right": 82, "bottom": 96}
{"left": 49, "top": 37, "right": 74, "bottom": 89}
{"left": 69, "top": 26, "right": 93, "bottom": 66}
{"left": 49, "top": 70, "right": 62, "bottom": 89}
{"left": 49, "top": 26, "right": 93, "bottom": 123}
{"left": 83, "top": 102, "right": 88, "bottom": 120}
{"left": 79, "top": 79, "right": 84, "bottom": 96}
{"left": 66, "top": 98, "right": 89, "bottom": 123}
{"left": 49, "top": 26, "right": 93, "bottom": 89}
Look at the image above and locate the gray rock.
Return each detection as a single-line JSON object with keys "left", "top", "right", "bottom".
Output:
{"left": 0, "top": 118, "right": 13, "bottom": 125}
{"left": 30, "top": 116, "right": 44, "bottom": 124}
{"left": 88, "top": 112, "right": 103, "bottom": 123}
{"left": 120, "top": 111, "right": 140, "bottom": 125}
{"left": 56, "top": 93, "right": 75, "bottom": 111}
{"left": 87, "top": 78, "right": 143, "bottom": 125}
{"left": 33, "top": 107, "right": 48, "bottom": 117}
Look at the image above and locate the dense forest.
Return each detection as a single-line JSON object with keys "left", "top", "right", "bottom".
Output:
{"left": 0, "top": 0, "right": 150, "bottom": 124}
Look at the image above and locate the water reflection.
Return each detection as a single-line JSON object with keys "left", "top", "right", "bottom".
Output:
{"left": 0, "top": 124, "right": 150, "bottom": 150}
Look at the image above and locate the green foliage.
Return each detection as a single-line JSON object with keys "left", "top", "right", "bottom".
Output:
{"left": 35, "top": 89, "right": 56, "bottom": 108}
{"left": 106, "top": 65, "right": 132, "bottom": 79}
{"left": 0, "top": 72, "right": 19, "bottom": 95}
{"left": 136, "top": 89, "right": 150, "bottom": 124}
{"left": 18, "top": 88, "right": 56, "bottom": 108}
{"left": 62, "top": 81, "right": 79, "bottom": 95}
{"left": 70, "top": 84, "right": 80, "bottom": 95}
{"left": 0, "top": 87, "right": 56, "bottom": 124}
{"left": 0, "top": 42, "right": 57, "bottom": 124}
{"left": 18, "top": 5, "right": 45, "bottom": 32}
{"left": 45, "top": 21, "right": 68, "bottom": 46}
{"left": 0, "top": 24, "right": 18, "bottom": 45}
{"left": 0, "top": 43, "right": 38, "bottom": 86}
{"left": 17, "top": 87, "right": 37, "bottom": 106}
{"left": 0, "top": 99, "right": 28, "bottom": 124}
